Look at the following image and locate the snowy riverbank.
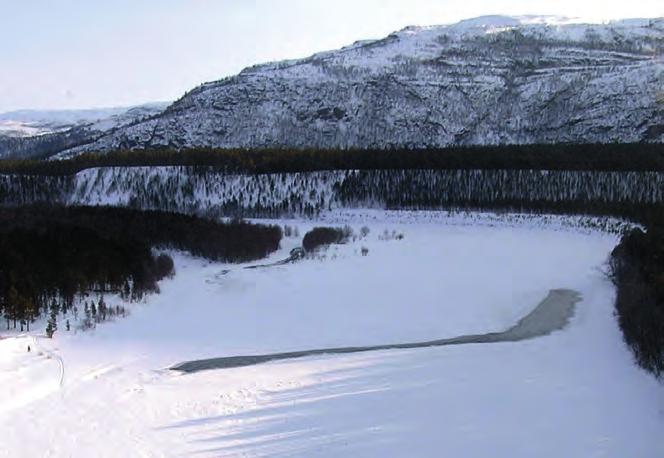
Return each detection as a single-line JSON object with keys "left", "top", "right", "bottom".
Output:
{"left": 0, "top": 211, "right": 662, "bottom": 457}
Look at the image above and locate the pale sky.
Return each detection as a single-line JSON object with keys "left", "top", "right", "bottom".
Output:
{"left": 0, "top": 0, "right": 661, "bottom": 112}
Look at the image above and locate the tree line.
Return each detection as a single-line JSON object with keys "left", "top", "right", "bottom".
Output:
{"left": 0, "top": 205, "right": 282, "bottom": 333}
{"left": 336, "top": 169, "right": 664, "bottom": 219}
{"left": 3, "top": 167, "right": 664, "bottom": 221}
{"left": 609, "top": 220, "right": 664, "bottom": 379}
{"left": 0, "top": 142, "right": 663, "bottom": 176}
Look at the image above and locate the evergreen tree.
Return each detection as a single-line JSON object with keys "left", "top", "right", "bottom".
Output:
{"left": 45, "top": 310, "right": 57, "bottom": 338}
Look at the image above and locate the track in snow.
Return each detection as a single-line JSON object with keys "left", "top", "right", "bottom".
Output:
{"left": 172, "top": 289, "right": 580, "bottom": 374}
{"left": 30, "top": 336, "right": 65, "bottom": 388}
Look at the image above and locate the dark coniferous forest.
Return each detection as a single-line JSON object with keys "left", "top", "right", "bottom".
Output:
{"left": 0, "top": 206, "right": 282, "bottom": 332}
{"left": 0, "top": 143, "right": 663, "bottom": 175}
{"left": 302, "top": 227, "right": 352, "bottom": 252}
{"left": 609, "top": 224, "right": 664, "bottom": 378}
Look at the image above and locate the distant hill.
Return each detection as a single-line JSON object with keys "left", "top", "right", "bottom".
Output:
{"left": 0, "top": 103, "right": 168, "bottom": 159}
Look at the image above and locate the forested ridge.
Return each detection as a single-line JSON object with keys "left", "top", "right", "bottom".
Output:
{"left": 3, "top": 167, "right": 664, "bottom": 220}
{"left": 0, "top": 126, "right": 94, "bottom": 160}
{"left": 0, "top": 143, "right": 663, "bottom": 175}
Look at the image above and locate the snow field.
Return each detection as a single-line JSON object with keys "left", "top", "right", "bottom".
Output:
{"left": 0, "top": 211, "right": 662, "bottom": 457}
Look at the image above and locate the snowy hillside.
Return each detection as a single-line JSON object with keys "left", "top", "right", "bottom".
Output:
{"left": 0, "top": 211, "right": 662, "bottom": 457}
{"left": 61, "top": 15, "right": 664, "bottom": 155}
{"left": 2, "top": 166, "right": 664, "bottom": 219}
{"left": 0, "top": 103, "right": 168, "bottom": 138}
{"left": 0, "top": 103, "right": 168, "bottom": 159}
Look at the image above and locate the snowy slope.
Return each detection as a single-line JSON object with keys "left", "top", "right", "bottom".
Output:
{"left": 0, "top": 103, "right": 168, "bottom": 159}
{"left": 0, "top": 211, "right": 662, "bottom": 457}
{"left": 0, "top": 103, "right": 168, "bottom": 138}
{"left": 2, "top": 166, "right": 664, "bottom": 219}
{"left": 62, "top": 15, "right": 664, "bottom": 155}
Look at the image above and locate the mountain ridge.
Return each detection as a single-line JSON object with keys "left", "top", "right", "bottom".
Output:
{"left": 0, "top": 103, "right": 169, "bottom": 159}
{"left": 43, "top": 15, "right": 664, "bottom": 156}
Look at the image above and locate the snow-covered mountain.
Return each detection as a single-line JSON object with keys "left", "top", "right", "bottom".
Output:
{"left": 0, "top": 103, "right": 168, "bottom": 138}
{"left": 58, "top": 15, "right": 663, "bottom": 156}
{"left": 0, "top": 103, "right": 168, "bottom": 159}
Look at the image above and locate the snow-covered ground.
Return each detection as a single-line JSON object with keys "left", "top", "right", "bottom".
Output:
{"left": 0, "top": 211, "right": 662, "bottom": 457}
